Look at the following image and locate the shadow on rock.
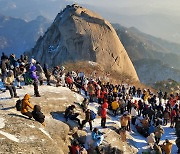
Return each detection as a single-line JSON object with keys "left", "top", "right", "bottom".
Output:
{"left": 50, "top": 111, "right": 79, "bottom": 129}
{"left": 8, "top": 113, "right": 32, "bottom": 120}
{"left": 1, "top": 106, "right": 15, "bottom": 110}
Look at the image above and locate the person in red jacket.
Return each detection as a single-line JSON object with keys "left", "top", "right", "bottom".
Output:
{"left": 70, "top": 140, "right": 80, "bottom": 154}
{"left": 101, "top": 101, "right": 108, "bottom": 128}
{"left": 170, "top": 108, "right": 177, "bottom": 128}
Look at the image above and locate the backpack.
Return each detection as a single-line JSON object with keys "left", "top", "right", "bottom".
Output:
{"left": 16, "top": 99, "right": 22, "bottom": 111}
{"left": 24, "top": 72, "right": 33, "bottom": 85}
{"left": 90, "top": 110, "right": 96, "bottom": 120}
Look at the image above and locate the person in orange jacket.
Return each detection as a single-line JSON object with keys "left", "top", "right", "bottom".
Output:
{"left": 161, "top": 139, "right": 173, "bottom": 154}
{"left": 21, "top": 94, "right": 34, "bottom": 119}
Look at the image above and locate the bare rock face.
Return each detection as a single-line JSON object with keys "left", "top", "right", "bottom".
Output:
{"left": 30, "top": 4, "right": 139, "bottom": 81}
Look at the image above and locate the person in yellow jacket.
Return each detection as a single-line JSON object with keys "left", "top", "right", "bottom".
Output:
{"left": 161, "top": 139, "right": 173, "bottom": 154}
{"left": 111, "top": 99, "right": 119, "bottom": 116}
{"left": 21, "top": 94, "right": 34, "bottom": 119}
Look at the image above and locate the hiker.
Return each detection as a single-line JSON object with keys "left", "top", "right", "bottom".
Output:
{"left": 80, "top": 109, "right": 93, "bottom": 131}
{"left": 64, "top": 105, "right": 81, "bottom": 127}
{"left": 154, "top": 125, "right": 164, "bottom": 145}
{"left": 170, "top": 108, "right": 176, "bottom": 128}
{"left": 43, "top": 64, "right": 51, "bottom": 85}
{"left": 161, "top": 139, "right": 173, "bottom": 154}
{"left": 163, "top": 108, "right": 170, "bottom": 126}
{"left": 91, "top": 128, "right": 104, "bottom": 154}
{"left": 147, "top": 133, "right": 156, "bottom": 149}
{"left": 52, "top": 66, "right": 60, "bottom": 87}
{"left": 21, "top": 94, "right": 34, "bottom": 119}
{"left": 81, "top": 98, "right": 89, "bottom": 112}
{"left": 70, "top": 140, "right": 81, "bottom": 154}
{"left": 131, "top": 106, "right": 138, "bottom": 125}
{"left": 30, "top": 65, "right": 41, "bottom": 97}
{"left": 35, "top": 62, "right": 44, "bottom": 85}
{"left": 101, "top": 101, "right": 108, "bottom": 128}
{"left": 32, "top": 105, "right": 45, "bottom": 126}
{"left": 120, "top": 114, "right": 129, "bottom": 130}
{"left": 4, "top": 70, "right": 19, "bottom": 98}
{"left": 111, "top": 98, "right": 119, "bottom": 116}
{"left": 1, "top": 57, "right": 9, "bottom": 82}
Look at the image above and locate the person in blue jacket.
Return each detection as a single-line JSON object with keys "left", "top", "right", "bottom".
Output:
{"left": 91, "top": 128, "right": 104, "bottom": 153}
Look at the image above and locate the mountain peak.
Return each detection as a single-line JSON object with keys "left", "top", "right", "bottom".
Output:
{"left": 28, "top": 4, "right": 139, "bottom": 81}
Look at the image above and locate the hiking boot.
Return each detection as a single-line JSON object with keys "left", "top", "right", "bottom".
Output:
{"left": 14, "top": 95, "right": 19, "bottom": 98}
{"left": 36, "top": 94, "right": 41, "bottom": 97}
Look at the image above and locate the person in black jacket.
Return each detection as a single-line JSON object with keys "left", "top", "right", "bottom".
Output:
{"left": 32, "top": 105, "right": 45, "bottom": 126}
{"left": 64, "top": 105, "right": 81, "bottom": 127}
{"left": 80, "top": 109, "right": 92, "bottom": 131}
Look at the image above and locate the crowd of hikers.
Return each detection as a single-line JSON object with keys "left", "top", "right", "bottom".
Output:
{"left": 1, "top": 52, "right": 180, "bottom": 154}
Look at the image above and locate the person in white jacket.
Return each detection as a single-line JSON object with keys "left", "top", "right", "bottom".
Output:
{"left": 147, "top": 133, "right": 156, "bottom": 149}
{"left": 131, "top": 106, "right": 138, "bottom": 125}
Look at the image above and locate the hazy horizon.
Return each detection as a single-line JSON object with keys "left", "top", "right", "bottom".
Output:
{"left": 0, "top": 0, "right": 180, "bottom": 43}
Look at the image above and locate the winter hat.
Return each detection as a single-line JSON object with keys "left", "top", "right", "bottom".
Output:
{"left": 34, "top": 105, "right": 41, "bottom": 112}
{"left": 24, "top": 94, "right": 30, "bottom": 100}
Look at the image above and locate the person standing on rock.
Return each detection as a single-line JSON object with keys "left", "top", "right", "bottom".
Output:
{"left": 43, "top": 64, "right": 51, "bottom": 86}
{"left": 4, "top": 70, "right": 19, "bottom": 98}
{"left": 30, "top": 65, "right": 41, "bottom": 97}
{"left": 101, "top": 100, "right": 108, "bottom": 128}
{"left": 21, "top": 94, "right": 34, "bottom": 119}
{"left": 80, "top": 109, "right": 92, "bottom": 131}
{"left": 154, "top": 125, "right": 164, "bottom": 145}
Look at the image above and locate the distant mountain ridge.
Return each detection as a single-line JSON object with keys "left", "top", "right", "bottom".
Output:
{"left": 113, "top": 24, "right": 180, "bottom": 84}
{"left": 113, "top": 24, "right": 180, "bottom": 70}
{"left": 0, "top": 15, "right": 51, "bottom": 56}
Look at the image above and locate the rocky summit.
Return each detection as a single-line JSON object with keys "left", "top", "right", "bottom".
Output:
{"left": 29, "top": 4, "right": 139, "bottom": 81}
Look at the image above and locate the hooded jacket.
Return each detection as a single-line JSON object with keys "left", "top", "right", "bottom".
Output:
{"left": 161, "top": 141, "right": 173, "bottom": 154}
{"left": 32, "top": 105, "right": 45, "bottom": 123}
{"left": 21, "top": 94, "right": 33, "bottom": 113}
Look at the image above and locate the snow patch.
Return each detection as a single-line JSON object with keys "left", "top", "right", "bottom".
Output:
{"left": 39, "top": 128, "right": 53, "bottom": 140}
{"left": 0, "top": 130, "right": 19, "bottom": 142}
{"left": 0, "top": 117, "right": 5, "bottom": 129}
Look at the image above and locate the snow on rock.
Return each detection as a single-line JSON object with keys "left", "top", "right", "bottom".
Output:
{"left": 0, "top": 117, "right": 5, "bottom": 129}
{"left": 0, "top": 130, "right": 19, "bottom": 142}
{"left": 39, "top": 128, "right": 53, "bottom": 140}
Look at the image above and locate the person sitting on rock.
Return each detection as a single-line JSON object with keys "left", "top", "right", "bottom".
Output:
{"left": 64, "top": 105, "right": 81, "bottom": 127}
{"left": 91, "top": 128, "right": 104, "bottom": 154}
{"left": 161, "top": 139, "right": 173, "bottom": 154}
{"left": 32, "top": 105, "right": 45, "bottom": 126}
{"left": 21, "top": 94, "right": 34, "bottom": 119}
{"left": 4, "top": 70, "right": 19, "bottom": 98}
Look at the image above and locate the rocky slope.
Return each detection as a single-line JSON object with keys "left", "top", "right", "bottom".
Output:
{"left": 28, "top": 4, "right": 139, "bottom": 81}
{"left": 0, "top": 85, "right": 137, "bottom": 154}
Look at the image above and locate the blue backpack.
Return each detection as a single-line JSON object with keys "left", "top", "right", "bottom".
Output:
{"left": 90, "top": 110, "right": 96, "bottom": 120}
